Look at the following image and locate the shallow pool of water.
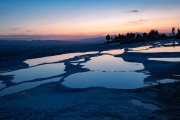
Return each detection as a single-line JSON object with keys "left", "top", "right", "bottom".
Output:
{"left": 1, "top": 45, "right": 179, "bottom": 97}
{"left": 62, "top": 54, "right": 179, "bottom": 89}
{"left": 82, "top": 55, "right": 144, "bottom": 72}
{"left": 62, "top": 55, "right": 148, "bottom": 89}
{"left": 62, "top": 71, "right": 148, "bottom": 89}
{"left": 25, "top": 51, "right": 98, "bottom": 67}
{"left": 0, "top": 77, "right": 61, "bottom": 97}
{"left": 144, "top": 78, "right": 179, "bottom": 86}
{"left": 1, "top": 63, "right": 65, "bottom": 83}
{"left": 159, "top": 79, "right": 179, "bottom": 83}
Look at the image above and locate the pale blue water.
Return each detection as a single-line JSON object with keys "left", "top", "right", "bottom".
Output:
{"left": 1, "top": 63, "right": 65, "bottom": 83}
{"left": 63, "top": 71, "right": 148, "bottom": 89}
{"left": 62, "top": 55, "right": 147, "bottom": 89}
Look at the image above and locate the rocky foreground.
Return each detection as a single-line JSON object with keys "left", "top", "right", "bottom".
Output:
{"left": 0, "top": 82, "right": 180, "bottom": 120}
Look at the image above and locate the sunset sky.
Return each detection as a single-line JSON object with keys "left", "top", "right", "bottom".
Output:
{"left": 0, "top": 0, "right": 180, "bottom": 40}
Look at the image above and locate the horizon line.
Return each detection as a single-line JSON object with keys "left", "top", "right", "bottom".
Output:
{"left": 0, "top": 31, "right": 173, "bottom": 41}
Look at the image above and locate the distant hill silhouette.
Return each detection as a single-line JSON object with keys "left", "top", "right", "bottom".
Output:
{"left": 0, "top": 40, "right": 77, "bottom": 46}
{"left": 77, "top": 36, "right": 105, "bottom": 43}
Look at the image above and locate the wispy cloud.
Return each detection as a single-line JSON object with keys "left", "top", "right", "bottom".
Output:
{"left": 121, "top": 19, "right": 148, "bottom": 27}
{"left": 128, "top": 19, "right": 147, "bottom": 24}
{"left": 11, "top": 27, "right": 21, "bottom": 31}
{"left": 127, "top": 10, "right": 139, "bottom": 13}
{"left": 25, "top": 30, "right": 32, "bottom": 32}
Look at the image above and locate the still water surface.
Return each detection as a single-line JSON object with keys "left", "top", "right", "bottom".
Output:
{"left": 0, "top": 45, "right": 179, "bottom": 96}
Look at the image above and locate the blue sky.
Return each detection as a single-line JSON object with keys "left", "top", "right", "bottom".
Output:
{"left": 0, "top": 0, "right": 180, "bottom": 40}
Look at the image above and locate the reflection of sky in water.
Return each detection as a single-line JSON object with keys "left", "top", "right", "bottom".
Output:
{"left": 173, "top": 74, "right": 180, "bottom": 77}
{"left": 1, "top": 63, "right": 65, "bottom": 83}
{"left": 159, "top": 79, "right": 179, "bottom": 83}
{"left": 131, "top": 99, "right": 159, "bottom": 110}
{"left": 1, "top": 45, "right": 179, "bottom": 96}
{"left": 71, "top": 58, "right": 85, "bottom": 62}
{"left": 163, "top": 42, "right": 179, "bottom": 45}
{"left": 63, "top": 54, "right": 179, "bottom": 89}
{"left": 130, "top": 46, "right": 180, "bottom": 53}
{"left": 144, "top": 78, "right": 179, "bottom": 85}
{"left": 101, "top": 49, "right": 124, "bottom": 55}
{"left": 0, "top": 77, "right": 61, "bottom": 97}
{"left": 129, "top": 46, "right": 151, "bottom": 51}
{"left": 82, "top": 55, "right": 143, "bottom": 71}
{"left": 63, "top": 55, "right": 146, "bottom": 89}
{"left": 63, "top": 71, "right": 148, "bottom": 89}
{"left": 148, "top": 58, "right": 180, "bottom": 62}
{"left": 25, "top": 52, "right": 97, "bottom": 66}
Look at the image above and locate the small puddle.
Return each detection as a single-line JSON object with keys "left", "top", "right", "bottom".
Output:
{"left": 159, "top": 79, "right": 179, "bottom": 84}
{"left": 101, "top": 49, "right": 124, "bottom": 55}
{"left": 71, "top": 58, "right": 85, "bottom": 63}
{"left": 144, "top": 78, "right": 179, "bottom": 85}
{"left": 148, "top": 58, "right": 180, "bottom": 62}
{"left": 131, "top": 99, "right": 159, "bottom": 110}
{"left": 173, "top": 74, "right": 180, "bottom": 77}
{"left": 130, "top": 46, "right": 180, "bottom": 53}
{"left": 129, "top": 46, "right": 151, "bottom": 51}
{"left": 164, "top": 42, "right": 179, "bottom": 45}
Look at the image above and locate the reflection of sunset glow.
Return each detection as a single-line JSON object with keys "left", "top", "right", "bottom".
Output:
{"left": 0, "top": 0, "right": 180, "bottom": 40}
{"left": 63, "top": 55, "right": 146, "bottom": 89}
{"left": 132, "top": 46, "right": 180, "bottom": 53}
{"left": 102, "top": 49, "right": 124, "bottom": 55}
{"left": 130, "top": 46, "right": 151, "bottom": 51}
{"left": 25, "top": 52, "right": 98, "bottom": 66}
